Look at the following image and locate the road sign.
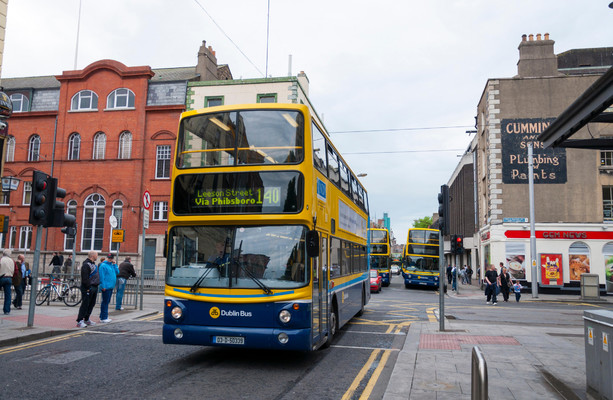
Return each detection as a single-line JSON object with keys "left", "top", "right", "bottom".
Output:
{"left": 111, "top": 229, "right": 125, "bottom": 243}
{"left": 143, "top": 209, "right": 149, "bottom": 229}
{"left": 143, "top": 190, "right": 151, "bottom": 210}
{"left": 109, "top": 215, "right": 118, "bottom": 228}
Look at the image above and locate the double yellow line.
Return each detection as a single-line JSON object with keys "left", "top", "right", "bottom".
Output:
{"left": 342, "top": 349, "right": 392, "bottom": 400}
{"left": 0, "top": 331, "right": 85, "bottom": 355}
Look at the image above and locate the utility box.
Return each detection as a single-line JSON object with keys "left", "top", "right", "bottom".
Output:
{"left": 584, "top": 310, "right": 613, "bottom": 400}
{"left": 581, "top": 274, "right": 600, "bottom": 300}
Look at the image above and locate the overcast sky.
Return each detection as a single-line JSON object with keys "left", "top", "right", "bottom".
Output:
{"left": 2, "top": 0, "right": 613, "bottom": 243}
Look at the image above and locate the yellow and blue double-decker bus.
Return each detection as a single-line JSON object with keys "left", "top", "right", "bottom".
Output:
{"left": 163, "top": 103, "right": 370, "bottom": 351}
{"left": 402, "top": 228, "right": 441, "bottom": 288}
{"left": 369, "top": 228, "right": 391, "bottom": 286}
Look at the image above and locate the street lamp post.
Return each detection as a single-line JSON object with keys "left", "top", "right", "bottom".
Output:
{"left": 1, "top": 176, "right": 21, "bottom": 204}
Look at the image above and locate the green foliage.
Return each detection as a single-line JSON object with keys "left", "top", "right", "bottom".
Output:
{"left": 413, "top": 216, "right": 433, "bottom": 228}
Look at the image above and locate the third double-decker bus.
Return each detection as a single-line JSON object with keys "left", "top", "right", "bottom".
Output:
{"left": 402, "top": 228, "right": 441, "bottom": 289}
{"left": 163, "top": 103, "right": 370, "bottom": 351}
{"left": 369, "top": 228, "right": 391, "bottom": 286}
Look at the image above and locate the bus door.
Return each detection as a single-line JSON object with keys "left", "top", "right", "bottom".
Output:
{"left": 311, "top": 233, "right": 328, "bottom": 347}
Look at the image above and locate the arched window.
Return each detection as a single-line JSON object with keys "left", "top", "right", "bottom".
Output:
{"left": 118, "top": 131, "right": 132, "bottom": 159}
{"left": 64, "top": 200, "right": 78, "bottom": 251}
{"left": 28, "top": 135, "right": 41, "bottom": 161}
{"left": 107, "top": 88, "right": 135, "bottom": 109}
{"left": 82, "top": 194, "right": 106, "bottom": 251}
{"left": 10, "top": 93, "right": 29, "bottom": 113}
{"left": 110, "top": 200, "right": 123, "bottom": 251}
{"left": 569, "top": 241, "right": 591, "bottom": 281}
{"left": 5, "top": 136, "right": 15, "bottom": 162}
{"left": 93, "top": 132, "right": 106, "bottom": 160}
{"left": 68, "top": 133, "right": 81, "bottom": 160}
{"left": 71, "top": 90, "right": 98, "bottom": 111}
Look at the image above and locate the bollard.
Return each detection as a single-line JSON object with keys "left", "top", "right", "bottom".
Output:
{"left": 471, "top": 346, "right": 488, "bottom": 400}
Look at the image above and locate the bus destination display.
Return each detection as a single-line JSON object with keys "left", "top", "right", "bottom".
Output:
{"left": 193, "top": 187, "right": 281, "bottom": 207}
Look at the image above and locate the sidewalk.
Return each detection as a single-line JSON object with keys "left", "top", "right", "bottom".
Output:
{"left": 384, "top": 282, "right": 611, "bottom": 400}
{"left": 0, "top": 293, "right": 164, "bottom": 347}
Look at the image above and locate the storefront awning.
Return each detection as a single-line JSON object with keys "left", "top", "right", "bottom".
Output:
{"left": 538, "top": 66, "right": 613, "bottom": 149}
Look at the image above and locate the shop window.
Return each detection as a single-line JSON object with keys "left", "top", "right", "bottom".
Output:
{"left": 569, "top": 241, "right": 590, "bottom": 281}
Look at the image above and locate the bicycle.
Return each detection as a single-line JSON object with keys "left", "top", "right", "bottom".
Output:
{"left": 35, "top": 277, "right": 82, "bottom": 307}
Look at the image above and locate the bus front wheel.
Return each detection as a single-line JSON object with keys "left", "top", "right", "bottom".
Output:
{"left": 323, "top": 305, "right": 338, "bottom": 348}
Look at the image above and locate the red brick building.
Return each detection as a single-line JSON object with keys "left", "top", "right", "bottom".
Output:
{"left": 0, "top": 41, "right": 231, "bottom": 274}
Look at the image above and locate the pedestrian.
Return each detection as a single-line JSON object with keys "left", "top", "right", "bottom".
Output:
{"left": 49, "top": 252, "right": 63, "bottom": 276}
{"left": 460, "top": 266, "right": 466, "bottom": 284}
{"left": 63, "top": 255, "right": 73, "bottom": 274}
{"left": 484, "top": 264, "right": 498, "bottom": 305}
{"left": 451, "top": 265, "right": 457, "bottom": 291}
{"left": 0, "top": 249, "right": 14, "bottom": 315}
{"left": 24, "top": 264, "right": 31, "bottom": 286}
{"left": 116, "top": 256, "right": 136, "bottom": 311}
{"left": 98, "top": 253, "right": 119, "bottom": 323}
{"left": 466, "top": 265, "right": 473, "bottom": 285}
{"left": 12, "top": 254, "right": 26, "bottom": 310}
{"left": 499, "top": 266, "right": 513, "bottom": 302}
{"left": 513, "top": 281, "right": 522, "bottom": 302}
{"left": 446, "top": 264, "right": 452, "bottom": 284}
{"left": 76, "top": 251, "right": 100, "bottom": 328}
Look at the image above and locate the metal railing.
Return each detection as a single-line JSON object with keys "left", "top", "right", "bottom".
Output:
{"left": 471, "top": 346, "right": 488, "bottom": 400}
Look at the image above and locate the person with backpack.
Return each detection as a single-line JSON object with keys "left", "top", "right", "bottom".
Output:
{"left": 76, "top": 251, "right": 100, "bottom": 328}
{"left": 12, "top": 254, "right": 26, "bottom": 310}
{"left": 0, "top": 249, "right": 14, "bottom": 315}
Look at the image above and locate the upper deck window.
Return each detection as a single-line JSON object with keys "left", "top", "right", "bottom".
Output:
{"left": 177, "top": 109, "right": 304, "bottom": 168}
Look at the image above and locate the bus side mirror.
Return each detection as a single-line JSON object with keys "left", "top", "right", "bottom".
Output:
{"left": 306, "top": 230, "right": 319, "bottom": 258}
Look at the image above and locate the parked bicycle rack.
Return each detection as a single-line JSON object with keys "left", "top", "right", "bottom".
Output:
{"left": 471, "top": 346, "right": 488, "bottom": 400}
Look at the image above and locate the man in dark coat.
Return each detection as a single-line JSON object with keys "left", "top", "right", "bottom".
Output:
{"left": 76, "top": 251, "right": 99, "bottom": 327}
{"left": 115, "top": 256, "right": 136, "bottom": 310}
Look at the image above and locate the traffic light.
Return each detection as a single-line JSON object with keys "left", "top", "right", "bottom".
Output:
{"left": 455, "top": 235, "right": 464, "bottom": 254}
{"left": 29, "top": 170, "right": 52, "bottom": 226}
{"left": 61, "top": 223, "right": 77, "bottom": 237}
{"left": 437, "top": 184, "right": 450, "bottom": 235}
{"left": 450, "top": 234, "right": 457, "bottom": 253}
{"left": 49, "top": 181, "right": 76, "bottom": 229}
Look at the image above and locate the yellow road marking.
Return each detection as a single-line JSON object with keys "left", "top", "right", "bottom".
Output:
{"left": 359, "top": 350, "right": 392, "bottom": 400}
{"left": 0, "top": 331, "right": 85, "bottom": 355}
{"left": 139, "top": 313, "right": 162, "bottom": 321}
{"left": 342, "top": 349, "right": 380, "bottom": 400}
{"left": 427, "top": 307, "right": 437, "bottom": 322}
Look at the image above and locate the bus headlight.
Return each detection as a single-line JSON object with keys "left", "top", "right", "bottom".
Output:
{"left": 279, "top": 310, "right": 291, "bottom": 324}
{"left": 278, "top": 332, "right": 289, "bottom": 344}
{"left": 171, "top": 306, "right": 183, "bottom": 320}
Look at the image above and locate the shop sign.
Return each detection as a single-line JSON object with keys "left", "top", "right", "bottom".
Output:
{"left": 540, "top": 253, "right": 563, "bottom": 286}
{"left": 501, "top": 118, "right": 567, "bottom": 184}
{"left": 505, "top": 230, "right": 613, "bottom": 240}
{"left": 0, "top": 92, "right": 12, "bottom": 117}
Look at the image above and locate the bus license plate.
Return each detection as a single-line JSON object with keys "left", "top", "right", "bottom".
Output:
{"left": 214, "top": 336, "right": 245, "bottom": 345}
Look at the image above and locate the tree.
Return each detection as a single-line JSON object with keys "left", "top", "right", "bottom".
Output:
{"left": 413, "top": 216, "right": 433, "bottom": 228}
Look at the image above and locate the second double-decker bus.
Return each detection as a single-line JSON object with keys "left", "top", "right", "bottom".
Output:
{"left": 402, "top": 228, "right": 441, "bottom": 289}
{"left": 163, "top": 103, "right": 370, "bottom": 351}
{"left": 369, "top": 228, "right": 391, "bottom": 286}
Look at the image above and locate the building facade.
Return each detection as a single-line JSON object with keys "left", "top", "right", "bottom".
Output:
{"left": 470, "top": 34, "right": 613, "bottom": 292}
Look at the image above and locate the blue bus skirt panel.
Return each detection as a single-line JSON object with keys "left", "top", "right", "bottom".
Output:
{"left": 163, "top": 297, "right": 313, "bottom": 351}
{"left": 403, "top": 274, "right": 439, "bottom": 287}
{"left": 379, "top": 272, "right": 390, "bottom": 285}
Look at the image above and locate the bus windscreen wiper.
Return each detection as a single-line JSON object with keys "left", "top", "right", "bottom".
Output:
{"left": 234, "top": 240, "right": 273, "bottom": 295}
{"left": 190, "top": 266, "right": 214, "bottom": 292}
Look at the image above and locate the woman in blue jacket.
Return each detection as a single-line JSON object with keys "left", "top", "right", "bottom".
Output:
{"left": 98, "top": 253, "right": 119, "bottom": 323}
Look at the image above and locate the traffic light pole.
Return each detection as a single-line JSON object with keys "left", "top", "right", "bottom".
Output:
{"left": 27, "top": 227, "right": 43, "bottom": 327}
{"left": 439, "top": 230, "right": 445, "bottom": 332}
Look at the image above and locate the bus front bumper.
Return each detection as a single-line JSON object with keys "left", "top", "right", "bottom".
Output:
{"left": 163, "top": 324, "right": 312, "bottom": 351}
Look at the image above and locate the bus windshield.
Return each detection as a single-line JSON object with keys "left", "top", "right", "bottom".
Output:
{"left": 177, "top": 109, "right": 304, "bottom": 168}
{"left": 404, "top": 256, "right": 439, "bottom": 272}
{"left": 167, "top": 225, "right": 308, "bottom": 290}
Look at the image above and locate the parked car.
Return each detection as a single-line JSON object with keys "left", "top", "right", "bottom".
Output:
{"left": 391, "top": 265, "right": 400, "bottom": 275}
{"left": 370, "top": 269, "right": 382, "bottom": 293}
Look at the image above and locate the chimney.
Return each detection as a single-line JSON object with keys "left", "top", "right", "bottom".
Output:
{"left": 517, "top": 33, "right": 559, "bottom": 78}
{"left": 196, "top": 40, "right": 219, "bottom": 81}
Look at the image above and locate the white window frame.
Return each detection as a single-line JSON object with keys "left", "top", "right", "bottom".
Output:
{"left": 81, "top": 193, "right": 106, "bottom": 251}
{"left": 9, "top": 226, "right": 17, "bottom": 249}
{"left": 156, "top": 145, "right": 171, "bottom": 179}
{"left": 28, "top": 135, "right": 41, "bottom": 161}
{"left": 107, "top": 88, "right": 135, "bottom": 109}
{"left": 118, "top": 131, "right": 132, "bottom": 159}
{"left": 10, "top": 93, "right": 29, "bottom": 113}
{"left": 68, "top": 133, "right": 81, "bottom": 160}
{"left": 153, "top": 201, "right": 168, "bottom": 221}
{"left": 5, "top": 136, "right": 15, "bottom": 162}
{"left": 93, "top": 132, "right": 106, "bottom": 160}
{"left": 19, "top": 226, "right": 33, "bottom": 250}
{"left": 71, "top": 90, "right": 98, "bottom": 111}
{"left": 22, "top": 181, "right": 32, "bottom": 205}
